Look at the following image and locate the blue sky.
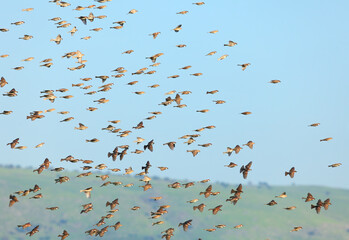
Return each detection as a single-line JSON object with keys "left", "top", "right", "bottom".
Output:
{"left": 0, "top": 0, "right": 348, "bottom": 188}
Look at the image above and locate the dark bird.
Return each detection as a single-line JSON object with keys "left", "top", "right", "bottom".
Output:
{"left": 285, "top": 167, "right": 297, "bottom": 178}
{"left": 142, "top": 161, "right": 152, "bottom": 174}
{"left": 311, "top": 199, "right": 323, "bottom": 214}
{"left": 7, "top": 138, "right": 19, "bottom": 149}
{"left": 266, "top": 200, "right": 277, "bottom": 206}
{"left": 26, "top": 225, "right": 39, "bottom": 236}
{"left": 240, "top": 161, "right": 252, "bottom": 179}
{"left": 144, "top": 139, "right": 154, "bottom": 152}
{"left": 178, "top": 219, "right": 192, "bottom": 231}
{"left": 108, "top": 147, "right": 118, "bottom": 161}
{"left": 58, "top": 230, "right": 69, "bottom": 240}
{"left": 9, "top": 194, "right": 19, "bottom": 207}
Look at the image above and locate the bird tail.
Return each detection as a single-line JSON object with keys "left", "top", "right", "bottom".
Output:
{"left": 285, "top": 171, "right": 289, "bottom": 176}
{"left": 311, "top": 204, "right": 316, "bottom": 209}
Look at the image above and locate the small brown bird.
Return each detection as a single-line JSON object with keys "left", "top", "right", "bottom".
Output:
{"left": 196, "top": 109, "right": 209, "bottom": 113}
{"left": 284, "top": 206, "right": 297, "bottom": 210}
{"left": 173, "top": 24, "right": 182, "bottom": 32}
{"left": 75, "top": 123, "right": 88, "bottom": 130}
{"left": 243, "top": 141, "right": 255, "bottom": 149}
{"left": 163, "top": 142, "right": 176, "bottom": 150}
{"left": 320, "top": 137, "right": 333, "bottom": 142}
{"left": 241, "top": 111, "right": 252, "bottom": 115}
{"left": 30, "top": 193, "right": 42, "bottom": 199}
{"left": 323, "top": 198, "right": 331, "bottom": 210}
{"left": 285, "top": 167, "right": 297, "bottom": 178}
{"left": 177, "top": 10, "right": 189, "bottom": 14}
{"left": 193, "top": 2, "right": 205, "bottom": 5}
{"left": 7, "top": 138, "right": 19, "bottom": 149}
{"left": 18, "top": 222, "right": 31, "bottom": 229}
{"left": 266, "top": 200, "right": 277, "bottom": 206}
{"left": 311, "top": 199, "right": 323, "bottom": 214}
{"left": 275, "top": 192, "right": 287, "bottom": 198}
{"left": 309, "top": 123, "right": 320, "bottom": 127}
{"left": 0, "top": 77, "right": 8, "bottom": 87}
{"left": 240, "top": 161, "right": 252, "bottom": 179}
{"left": 269, "top": 80, "right": 281, "bottom": 84}
{"left": 187, "top": 149, "right": 200, "bottom": 157}
{"left": 150, "top": 32, "right": 160, "bottom": 39}
{"left": 224, "top": 40, "right": 237, "bottom": 47}
{"left": 206, "top": 51, "right": 217, "bottom": 56}
{"left": 51, "top": 34, "right": 62, "bottom": 44}
{"left": 225, "top": 162, "right": 238, "bottom": 168}
{"left": 128, "top": 9, "right": 138, "bottom": 14}
{"left": 46, "top": 207, "right": 59, "bottom": 211}
{"left": 80, "top": 187, "right": 92, "bottom": 198}
{"left": 178, "top": 220, "right": 192, "bottom": 231}
{"left": 291, "top": 226, "right": 303, "bottom": 232}
{"left": 328, "top": 163, "right": 342, "bottom": 168}
{"left": 302, "top": 193, "right": 315, "bottom": 202}
{"left": 209, "top": 205, "right": 222, "bottom": 215}
{"left": 238, "top": 63, "right": 251, "bottom": 71}
{"left": 207, "top": 90, "right": 219, "bottom": 94}
{"left": 9, "top": 195, "right": 19, "bottom": 207}
{"left": 26, "top": 225, "right": 39, "bottom": 236}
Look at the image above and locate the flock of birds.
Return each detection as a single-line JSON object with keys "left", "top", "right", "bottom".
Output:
{"left": 2, "top": 0, "right": 342, "bottom": 239}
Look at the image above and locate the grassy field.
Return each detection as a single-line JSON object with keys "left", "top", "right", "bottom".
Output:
{"left": 1, "top": 166, "right": 349, "bottom": 240}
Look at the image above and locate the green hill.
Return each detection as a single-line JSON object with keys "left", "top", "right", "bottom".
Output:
{"left": 1, "top": 166, "right": 349, "bottom": 240}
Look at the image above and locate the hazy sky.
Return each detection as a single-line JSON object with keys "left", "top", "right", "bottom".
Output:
{"left": 0, "top": 0, "right": 348, "bottom": 188}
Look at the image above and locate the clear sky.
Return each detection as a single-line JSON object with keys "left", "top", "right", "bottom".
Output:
{"left": 0, "top": 0, "right": 348, "bottom": 189}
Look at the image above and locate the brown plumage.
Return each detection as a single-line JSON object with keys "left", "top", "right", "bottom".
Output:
{"left": 302, "top": 193, "right": 315, "bottom": 202}
{"left": 9, "top": 194, "right": 19, "bottom": 207}
{"left": 7, "top": 138, "right": 19, "bottom": 149}
{"left": 106, "top": 198, "right": 119, "bottom": 210}
{"left": 311, "top": 199, "right": 323, "bottom": 214}
{"left": 144, "top": 139, "right": 154, "bottom": 152}
{"left": 285, "top": 167, "right": 297, "bottom": 178}
{"left": 26, "top": 225, "right": 39, "bottom": 236}
{"left": 178, "top": 219, "right": 192, "bottom": 231}
{"left": 323, "top": 198, "right": 331, "bottom": 210}
{"left": 187, "top": 149, "right": 200, "bottom": 157}
{"left": 209, "top": 205, "right": 222, "bottom": 215}
{"left": 240, "top": 161, "right": 252, "bottom": 179}
{"left": 18, "top": 222, "right": 31, "bottom": 229}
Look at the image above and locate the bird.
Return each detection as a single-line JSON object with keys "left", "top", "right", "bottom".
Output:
{"left": 187, "top": 149, "right": 200, "bottom": 157}
{"left": 275, "top": 192, "right": 287, "bottom": 198}
{"left": 243, "top": 141, "right": 255, "bottom": 149}
{"left": 328, "top": 163, "right": 342, "bottom": 168}
{"left": 237, "top": 63, "right": 251, "bottom": 71}
{"left": 269, "top": 80, "right": 281, "bottom": 84}
{"left": 208, "top": 205, "right": 222, "bottom": 215}
{"left": 240, "top": 161, "right": 252, "bottom": 179}
{"left": 311, "top": 199, "right": 323, "bottom": 214}
{"left": 80, "top": 187, "right": 92, "bottom": 198}
{"left": 309, "top": 123, "right": 320, "bottom": 127}
{"left": 173, "top": 24, "right": 182, "bottom": 32}
{"left": 285, "top": 167, "right": 297, "bottom": 178}
{"left": 178, "top": 220, "right": 192, "bottom": 231}
{"left": 50, "top": 34, "right": 62, "bottom": 44}
{"left": 224, "top": 40, "right": 237, "bottom": 47}
{"left": 266, "top": 200, "right": 277, "bottom": 206}
{"left": 26, "top": 225, "right": 39, "bottom": 236}
{"left": 302, "top": 193, "right": 315, "bottom": 202}
{"left": 320, "top": 137, "right": 333, "bottom": 142}
{"left": 163, "top": 142, "right": 176, "bottom": 150}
